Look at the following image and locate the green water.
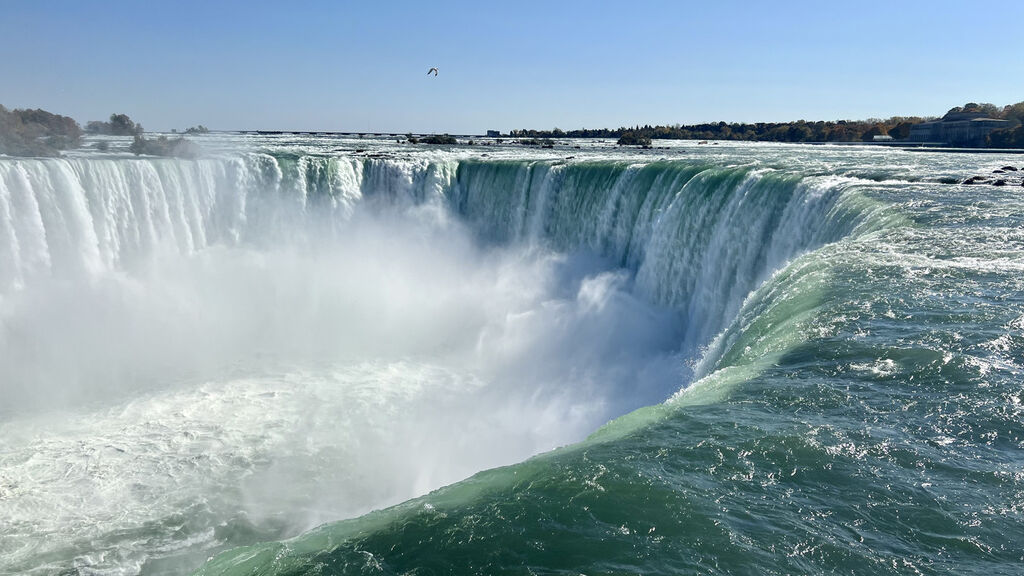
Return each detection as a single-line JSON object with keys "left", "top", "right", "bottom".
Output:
{"left": 199, "top": 148, "right": 1024, "bottom": 575}
{"left": 1, "top": 138, "right": 1022, "bottom": 575}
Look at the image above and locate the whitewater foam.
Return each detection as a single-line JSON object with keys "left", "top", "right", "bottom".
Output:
{"left": 0, "top": 140, "right": 886, "bottom": 574}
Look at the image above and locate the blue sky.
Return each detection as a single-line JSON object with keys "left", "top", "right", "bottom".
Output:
{"left": 1, "top": 0, "right": 1021, "bottom": 133}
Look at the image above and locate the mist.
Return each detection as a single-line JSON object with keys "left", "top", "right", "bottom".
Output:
{"left": 0, "top": 191, "right": 685, "bottom": 569}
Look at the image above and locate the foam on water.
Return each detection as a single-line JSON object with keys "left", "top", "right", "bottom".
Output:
{"left": 4, "top": 137, "right": 1012, "bottom": 574}
{"left": 0, "top": 155, "right": 690, "bottom": 572}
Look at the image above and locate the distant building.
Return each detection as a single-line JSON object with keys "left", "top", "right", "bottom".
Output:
{"left": 486, "top": 130, "right": 501, "bottom": 137}
{"left": 908, "top": 111, "right": 1010, "bottom": 146}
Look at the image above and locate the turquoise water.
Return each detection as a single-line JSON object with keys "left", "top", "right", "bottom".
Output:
{"left": 1, "top": 138, "right": 1022, "bottom": 574}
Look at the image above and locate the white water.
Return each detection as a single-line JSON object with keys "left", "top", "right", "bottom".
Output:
{"left": 0, "top": 153, "right": 686, "bottom": 574}
{"left": 0, "top": 142, "right": 866, "bottom": 574}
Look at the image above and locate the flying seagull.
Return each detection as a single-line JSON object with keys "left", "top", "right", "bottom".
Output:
{"left": 427, "top": 67, "right": 438, "bottom": 76}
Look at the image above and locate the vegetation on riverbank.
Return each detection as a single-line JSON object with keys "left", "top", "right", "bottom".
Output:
{"left": 510, "top": 101, "right": 1024, "bottom": 148}
{"left": 129, "top": 134, "right": 200, "bottom": 158}
{"left": 0, "top": 105, "right": 82, "bottom": 156}
{"left": 1, "top": 107, "right": 203, "bottom": 158}
{"left": 988, "top": 125, "right": 1024, "bottom": 148}
{"left": 419, "top": 134, "right": 458, "bottom": 145}
{"left": 511, "top": 117, "right": 929, "bottom": 144}
{"left": 4, "top": 101, "right": 1024, "bottom": 157}
{"left": 405, "top": 133, "right": 459, "bottom": 145}
{"left": 617, "top": 131, "right": 652, "bottom": 147}
{"left": 86, "top": 113, "right": 143, "bottom": 136}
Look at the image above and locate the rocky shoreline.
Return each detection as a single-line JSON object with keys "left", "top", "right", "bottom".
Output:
{"left": 963, "top": 166, "right": 1024, "bottom": 187}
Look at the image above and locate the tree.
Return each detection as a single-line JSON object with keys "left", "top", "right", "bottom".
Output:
{"left": 987, "top": 125, "right": 1024, "bottom": 148}
{"left": 888, "top": 121, "right": 915, "bottom": 140}
{"left": 129, "top": 134, "right": 199, "bottom": 157}
{"left": 85, "top": 120, "right": 108, "bottom": 134}
{"left": 976, "top": 103, "right": 1001, "bottom": 117}
{"left": 787, "top": 124, "right": 813, "bottom": 142}
{"left": 946, "top": 103, "right": 1000, "bottom": 119}
{"left": 861, "top": 125, "right": 886, "bottom": 142}
{"left": 1002, "top": 101, "right": 1024, "bottom": 126}
{"left": 0, "top": 105, "right": 83, "bottom": 156}
{"left": 617, "top": 131, "right": 651, "bottom": 147}
{"left": 86, "top": 113, "right": 143, "bottom": 135}
{"left": 108, "top": 113, "right": 142, "bottom": 135}
{"left": 419, "top": 134, "right": 457, "bottom": 145}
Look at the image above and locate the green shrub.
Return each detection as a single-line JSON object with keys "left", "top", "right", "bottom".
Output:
{"left": 86, "top": 113, "right": 143, "bottom": 135}
{"left": 0, "top": 105, "right": 82, "bottom": 156}
{"left": 987, "top": 125, "right": 1024, "bottom": 148}
{"left": 129, "top": 134, "right": 200, "bottom": 158}
{"left": 419, "top": 134, "right": 458, "bottom": 145}
{"left": 617, "top": 131, "right": 652, "bottom": 147}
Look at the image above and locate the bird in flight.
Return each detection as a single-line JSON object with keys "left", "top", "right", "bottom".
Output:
{"left": 427, "top": 67, "right": 439, "bottom": 76}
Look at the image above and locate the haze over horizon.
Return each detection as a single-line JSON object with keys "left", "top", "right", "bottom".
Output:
{"left": 1, "top": 0, "right": 1021, "bottom": 133}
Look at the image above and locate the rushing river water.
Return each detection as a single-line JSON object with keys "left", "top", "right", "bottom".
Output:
{"left": 1, "top": 135, "right": 1022, "bottom": 575}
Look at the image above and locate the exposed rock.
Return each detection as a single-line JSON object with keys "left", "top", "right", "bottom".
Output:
{"left": 1002, "top": 166, "right": 1018, "bottom": 171}
{"left": 993, "top": 179, "right": 1008, "bottom": 186}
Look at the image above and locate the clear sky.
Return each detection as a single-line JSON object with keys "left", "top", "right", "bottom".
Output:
{"left": 1, "top": 0, "right": 1021, "bottom": 133}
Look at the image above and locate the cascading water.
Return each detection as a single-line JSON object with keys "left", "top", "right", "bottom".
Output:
{"left": 448, "top": 160, "right": 885, "bottom": 355}
{"left": 2, "top": 137, "right": 1021, "bottom": 576}
{"left": 0, "top": 153, "right": 867, "bottom": 414}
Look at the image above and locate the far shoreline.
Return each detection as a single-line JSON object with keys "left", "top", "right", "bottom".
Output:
{"left": 229, "top": 131, "right": 1024, "bottom": 155}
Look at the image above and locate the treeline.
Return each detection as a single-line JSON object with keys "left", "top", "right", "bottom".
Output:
{"left": 0, "top": 105, "right": 82, "bottom": 156}
{"left": 981, "top": 102, "right": 1024, "bottom": 147}
{"left": 86, "top": 113, "right": 143, "bottom": 136}
{"left": 1, "top": 106, "right": 205, "bottom": 157}
{"left": 988, "top": 125, "right": 1024, "bottom": 148}
{"left": 89, "top": 113, "right": 199, "bottom": 156}
{"left": 511, "top": 117, "right": 930, "bottom": 144}
{"left": 405, "top": 133, "right": 458, "bottom": 145}
{"left": 510, "top": 101, "right": 1024, "bottom": 147}
{"left": 944, "top": 102, "right": 1024, "bottom": 148}
{"left": 949, "top": 101, "right": 1024, "bottom": 124}
{"left": 129, "top": 134, "right": 200, "bottom": 158}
